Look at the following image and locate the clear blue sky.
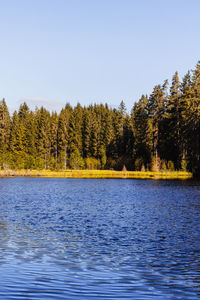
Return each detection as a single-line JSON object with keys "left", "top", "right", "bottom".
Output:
{"left": 0, "top": 0, "right": 200, "bottom": 113}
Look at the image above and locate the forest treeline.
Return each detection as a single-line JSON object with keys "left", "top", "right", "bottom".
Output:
{"left": 0, "top": 61, "right": 200, "bottom": 175}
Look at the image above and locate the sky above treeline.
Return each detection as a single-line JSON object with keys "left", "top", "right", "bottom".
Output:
{"left": 0, "top": 0, "right": 200, "bottom": 113}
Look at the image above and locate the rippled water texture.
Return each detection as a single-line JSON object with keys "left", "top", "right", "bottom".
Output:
{"left": 0, "top": 178, "right": 200, "bottom": 299}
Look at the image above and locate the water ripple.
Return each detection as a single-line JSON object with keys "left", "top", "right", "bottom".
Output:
{"left": 0, "top": 178, "right": 200, "bottom": 299}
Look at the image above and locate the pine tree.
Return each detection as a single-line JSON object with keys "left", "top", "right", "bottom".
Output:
{"left": 148, "top": 80, "right": 168, "bottom": 170}
{"left": 0, "top": 99, "right": 11, "bottom": 167}
{"left": 17, "top": 102, "right": 37, "bottom": 166}
{"left": 9, "top": 110, "right": 27, "bottom": 168}
{"left": 68, "top": 104, "right": 83, "bottom": 158}
{"left": 82, "top": 108, "right": 92, "bottom": 158}
{"left": 131, "top": 95, "right": 152, "bottom": 169}
{"left": 182, "top": 62, "right": 200, "bottom": 176}
{"left": 35, "top": 107, "right": 51, "bottom": 169}
{"left": 50, "top": 112, "right": 59, "bottom": 165}
{"left": 57, "top": 107, "right": 71, "bottom": 169}
{"left": 165, "top": 72, "right": 183, "bottom": 168}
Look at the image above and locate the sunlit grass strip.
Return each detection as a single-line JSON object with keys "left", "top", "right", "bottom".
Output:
{"left": 0, "top": 169, "right": 192, "bottom": 179}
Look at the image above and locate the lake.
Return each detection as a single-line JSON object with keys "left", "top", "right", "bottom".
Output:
{"left": 0, "top": 177, "right": 200, "bottom": 299}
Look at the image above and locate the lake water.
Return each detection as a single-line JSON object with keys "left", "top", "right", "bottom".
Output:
{"left": 0, "top": 177, "right": 200, "bottom": 299}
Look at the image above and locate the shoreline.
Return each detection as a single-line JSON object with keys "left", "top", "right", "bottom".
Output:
{"left": 0, "top": 169, "right": 192, "bottom": 180}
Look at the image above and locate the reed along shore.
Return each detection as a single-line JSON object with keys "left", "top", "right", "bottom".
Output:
{"left": 0, "top": 169, "right": 192, "bottom": 180}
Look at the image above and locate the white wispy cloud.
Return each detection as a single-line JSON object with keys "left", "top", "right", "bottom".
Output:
{"left": 18, "top": 97, "right": 64, "bottom": 111}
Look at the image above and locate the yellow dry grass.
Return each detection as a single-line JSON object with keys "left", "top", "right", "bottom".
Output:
{"left": 0, "top": 169, "right": 192, "bottom": 179}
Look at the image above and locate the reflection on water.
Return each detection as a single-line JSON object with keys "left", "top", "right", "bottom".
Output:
{"left": 0, "top": 178, "right": 200, "bottom": 299}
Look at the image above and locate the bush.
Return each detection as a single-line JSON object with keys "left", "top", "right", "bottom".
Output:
{"left": 69, "top": 149, "right": 85, "bottom": 169}
{"left": 160, "top": 160, "right": 167, "bottom": 171}
{"left": 24, "top": 155, "right": 35, "bottom": 169}
{"left": 34, "top": 157, "right": 45, "bottom": 170}
{"left": 49, "top": 157, "right": 57, "bottom": 170}
{"left": 99, "top": 146, "right": 107, "bottom": 169}
{"left": 135, "top": 157, "right": 144, "bottom": 171}
{"left": 167, "top": 160, "right": 175, "bottom": 171}
{"left": 151, "top": 156, "right": 160, "bottom": 171}
{"left": 181, "top": 158, "right": 187, "bottom": 171}
{"left": 85, "top": 157, "right": 101, "bottom": 169}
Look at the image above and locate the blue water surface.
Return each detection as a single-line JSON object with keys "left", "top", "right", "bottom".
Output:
{"left": 0, "top": 177, "right": 200, "bottom": 299}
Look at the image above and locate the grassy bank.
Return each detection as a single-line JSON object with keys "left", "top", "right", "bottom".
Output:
{"left": 0, "top": 169, "right": 192, "bottom": 179}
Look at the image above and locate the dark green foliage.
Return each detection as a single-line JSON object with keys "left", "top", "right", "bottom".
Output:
{"left": 131, "top": 95, "right": 152, "bottom": 169}
{"left": 182, "top": 62, "right": 200, "bottom": 175}
{"left": 35, "top": 107, "right": 51, "bottom": 169}
{"left": 69, "top": 148, "right": 85, "bottom": 169}
{"left": 57, "top": 106, "right": 70, "bottom": 169}
{"left": 164, "top": 72, "right": 183, "bottom": 168}
{"left": 148, "top": 80, "right": 168, "bottom": 170}
{"left": 1, "top": 61, "right": 200, "bottom": 176}
{"left": 0, "top": 99, "right": 10, "bottom": 167}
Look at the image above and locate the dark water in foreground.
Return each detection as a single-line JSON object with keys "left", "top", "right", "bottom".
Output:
{"left": 0, "top": 178, "right": 200, "bottom": 299}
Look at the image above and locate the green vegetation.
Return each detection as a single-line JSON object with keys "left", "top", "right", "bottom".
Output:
{"left": 0, "top": 61, "right": 200, "bottom": 178}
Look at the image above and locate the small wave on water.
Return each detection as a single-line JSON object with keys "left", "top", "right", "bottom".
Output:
{"left": 0, "top": 177, "right": 200, "bottom": 299}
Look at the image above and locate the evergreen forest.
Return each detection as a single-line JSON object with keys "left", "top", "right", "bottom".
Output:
{"left": 1, "top": 61, "right": 200, "bottom": 176}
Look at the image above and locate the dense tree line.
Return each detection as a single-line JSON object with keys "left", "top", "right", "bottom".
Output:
{"left": 1, "top": 61, "right": 200, "bottom": 175}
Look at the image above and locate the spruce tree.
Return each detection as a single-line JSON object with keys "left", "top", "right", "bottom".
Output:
{"left": 165, "top": 72, "right": 183, "bottom": 168}
{"left": 131, "top": 95, "right": 152, "bottom": 170}
{"left": 35, "top": 107, "right": 51, "bottom": 169}
{"left": 57, "top": 107, "right": 71, "bottom": 169}
{"left": 0, "top": 99, "right": 10, "bottom": 167}
{"left": 183, "top": 62, "right": 200, "bottom": 175}
{"left": 148, "top": 81, "right": 168, "bottom": 170}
